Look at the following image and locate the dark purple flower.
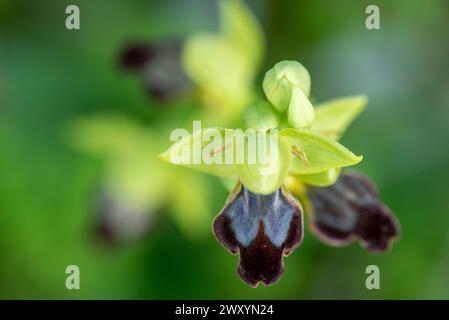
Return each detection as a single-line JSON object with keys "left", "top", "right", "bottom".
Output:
{"left": 94, "top": 189, "right": 154, "bottom": 245}
{"left": 213, "top": 185, "right": 303, "bottom": 287}
{"left": 119, "top": 39, "right": 191, "bottom": 102}
{"left": 306, "top": 172, "right": 399, "bottom": 253}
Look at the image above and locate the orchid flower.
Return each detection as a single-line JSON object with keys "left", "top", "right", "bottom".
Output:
{"left": 66, "top": 0, "right": 261, "bottom": 243}
{"left": 66, "top": 115, "right": 212, "bottom": 243}
{"left": 160, "top": 60, "right": 400, "bottom": 287}
{"left": 119, "top": 0, "right": 264, "bottom": 125}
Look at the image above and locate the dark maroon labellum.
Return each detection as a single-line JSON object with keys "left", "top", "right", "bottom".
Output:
{"left": 119, "top": 39, "right": 191, "bottom": 102}
{"left": 307, "top": 172, "right": 399, "bottom": 253}
{"left": 94, "top": 189, "right": 154, "bottom": 245}
{"left": 213, "top": 185, "right": 303, "bottom": 287}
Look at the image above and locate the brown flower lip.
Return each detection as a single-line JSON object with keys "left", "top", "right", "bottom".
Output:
{"left": 307, "top": 172, "right": 399, "bottom": 253}
{"left": 119, "top": 39, "right": 191, "bottom": 102}
{"left": 213, "top": 184, "right": 303, "bottom": 287}
{"left": 94, "top": 188, "right": 154, "bottom": 245}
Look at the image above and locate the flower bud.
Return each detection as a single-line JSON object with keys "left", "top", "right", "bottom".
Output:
{"left": 262, "top": 60, "right": 311, "bottom": 112}
{"left": 263, "top": 60, "right": 314, "bottom": 128}
{"left": 287, "top": 87, "right": 315, "bottom": 128}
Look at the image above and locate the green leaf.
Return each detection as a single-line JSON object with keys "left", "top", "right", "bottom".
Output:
{"left": 159, "top": 127, "right": 237, "bottom": 177}
{"left": 280, "top": 128, "right": 362, "bottom": 175}
{"left": 312, "top": 95, "right": 368, "bottom": 140}
{"left": 237, "top": 130, "right": 292, "bottom": 194}
{"left": 296, "top": 168, "right": 341, "bottom": 187}
{"left": 287, "top": 87, "right": 315, "bottom": 128}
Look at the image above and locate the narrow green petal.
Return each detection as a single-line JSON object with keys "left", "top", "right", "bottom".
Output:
{"left": 182, "top": 34, "right": 252, "bottom": 109}
{"left": 296, "top": 168, "right": 341, "bottom": 187}
{"left": 280, "top": 128, "right": 362, "bottom": 175}
{"left": 181, "top": 0, "right": 264, "bottom": 111}
{"left": 287, "top": 87, "right": 315, "bottom": 128}
{"left": 220, "top": 0, "right": 264, "bottom": 69}
{"left": 312, "top": 95, "right": 368, "bottom": 140}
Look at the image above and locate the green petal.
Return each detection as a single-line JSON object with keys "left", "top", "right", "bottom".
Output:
{"left": 287, "top": 87, "right": 315, "bottom": 128}
{"left": 159, "top": 127, "right": 237, "bottom": 177}
{"left": 182, "top": 0, "right": 264, "bottom": 111}
{"left": 296, "top": 168, "right": 341, "bottom": 187}
{"left": 182, "top": 34, "right": 252, "bottom": 110}
{"left": 243, "top": 100, "right": 279, "bottom": 131}
{"left": 237, "top": 131, "right": 292, "bottom": 194}
{"left": 312, "top": 95, "right": 368, "bottom": 140}
{"left": 280, "top": 128, "right": 362, "bottom": 175}
{"left": 220, "top": 0, "right": 264, "bottom": 69}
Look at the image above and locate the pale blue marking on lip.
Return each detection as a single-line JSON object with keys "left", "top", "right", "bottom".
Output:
{"left": 223, "top": 187, "right": 296, "bottom": 248}
{"left": 264, "top": 190, "right": 295, "bottom": 247}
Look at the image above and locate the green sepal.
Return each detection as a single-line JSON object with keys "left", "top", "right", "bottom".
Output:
{"left": 280, "top": 128, "right": 362, "bottom": 175}
{"left": 312, "top": 95, "right": 368, "bottom": 140}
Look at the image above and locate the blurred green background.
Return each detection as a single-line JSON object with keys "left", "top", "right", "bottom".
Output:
{"left": 1, "top": 0, "right": 449, "bottom": 299}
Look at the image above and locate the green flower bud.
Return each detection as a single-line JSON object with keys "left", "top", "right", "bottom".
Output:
{"left": 287, "top": 87, "right": 315, "bottom": 128}
{"left": 262, "top": 60, "right": 311, "bottom": 112}
{"left": 243, "top": 100, "right": 279, "bottom": 131}
{"left": 262, "top": 60, "right": 314, "bottom": 128}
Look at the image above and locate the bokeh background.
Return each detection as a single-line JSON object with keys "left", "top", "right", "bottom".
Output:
{"left": 1, "top": 0, "right": 449, "bottom": 299}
